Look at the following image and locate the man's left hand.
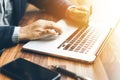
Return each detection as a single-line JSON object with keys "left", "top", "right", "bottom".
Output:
{"left": 65, "top": 5, "right": 91, "bottom": 27}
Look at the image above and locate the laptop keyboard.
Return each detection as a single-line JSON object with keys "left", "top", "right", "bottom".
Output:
{"left": 58, "top": 26, "right": 102, "bottom": 54}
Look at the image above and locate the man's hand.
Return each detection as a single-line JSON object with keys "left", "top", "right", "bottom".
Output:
{"left": 19, "top": 19, "right": 62, "bottom": 41}
{"left": 65, "top": 5, "right": 91, "bottom": 27}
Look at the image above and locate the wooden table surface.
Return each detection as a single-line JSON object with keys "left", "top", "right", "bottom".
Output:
{"left": 0, "top": 0, "right": 120, "bottom": 80}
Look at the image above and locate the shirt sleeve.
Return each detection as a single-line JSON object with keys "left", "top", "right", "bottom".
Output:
{"left": 12, "top": 27, "right": 20, "bottom": 43}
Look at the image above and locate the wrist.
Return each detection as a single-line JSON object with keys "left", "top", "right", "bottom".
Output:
{"left": 18, "top": 26, "right": 30, "bottom": 41}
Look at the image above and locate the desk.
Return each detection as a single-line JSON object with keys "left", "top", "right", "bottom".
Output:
{"left": 1, "top": 18, "right": 120, "bottom": 80}
{"left": 0, "top": 15, "right": 109, "bottom": 80}
{"left": 1, "top": 23, "right": 120, "bottom": 80}
{"left": 0, "top": 44, "right": 109, "bottom": 80}
{"left": 0, "top": 0, "right": 120, "bottom": 80}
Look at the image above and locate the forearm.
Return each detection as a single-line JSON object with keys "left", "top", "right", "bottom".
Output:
{"left": 27, "top": 0, "right": 73, "bottom": 18}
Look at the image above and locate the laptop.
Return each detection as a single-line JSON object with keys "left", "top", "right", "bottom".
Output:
{"left": 22, "top": 0, "right": 120, "bottom": 63}
{"left": 22, "top": 19, "right": 112, "bottom": 63}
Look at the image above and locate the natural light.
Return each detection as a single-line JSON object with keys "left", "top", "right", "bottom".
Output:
{"left": 90, "top": 0, "right": 120, "bottom": 28}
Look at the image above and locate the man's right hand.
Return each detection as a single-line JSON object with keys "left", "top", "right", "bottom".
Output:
{"left": 18, "top": 19, "right": 62, "bottom": 41}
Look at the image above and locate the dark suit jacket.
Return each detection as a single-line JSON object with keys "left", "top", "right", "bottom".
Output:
{"left": 0, "top": 0, "right": 27, "bottom": 50}
{"left": 0, "top": 0, "right": 72, "bottom": 54}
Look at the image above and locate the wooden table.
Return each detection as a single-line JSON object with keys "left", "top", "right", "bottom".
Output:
{"left": 1, "top": 16, "right": 120, "bottom": 80}
{"left": 0, "top": 0, "right": 120, "bottom": 80}
{"left": 1, "top": 23, "right": 120, "bottom": 80}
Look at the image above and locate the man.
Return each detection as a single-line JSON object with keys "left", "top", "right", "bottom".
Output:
{"left": 0, "top": 0, "right": 91, "bottom": 54}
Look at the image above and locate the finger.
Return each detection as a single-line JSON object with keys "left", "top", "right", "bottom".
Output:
{"left": 45, "top": 25, "right": 62, "bottom": 35}
{"left": 34, "top": 20, "right": 62, "bottom": 35}
{"left": 38, "top": 29, "right": 58, "bottom": 39}
{"left": 31, "top": 29, "right": 56, "bottom": 40}
{"left": 34, "top": 27, "right": 58, "bottom": 36}
{"left": 73, "top": 9, "right": 89, "bottom": 17}
{"left": 44, "top": 29, "right": 57, "bottom": 35}
{"left": 77, "top": 6, "right": 90, "bottom": 12}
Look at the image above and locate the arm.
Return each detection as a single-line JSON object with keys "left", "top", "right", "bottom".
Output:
{"left": 0, "top": 0, "right": 63, "bottom": 51}
{"left": 0, "top": 20, "right": 62, "bottom": 51}
{"left": 0, "top": 27, "right": 15, "bottom": 50}
{"left": 27, "top": 0, "right": 92, "bottom": 26}
{"left": 27, "top": 0, "right": 73, "bottom": 18}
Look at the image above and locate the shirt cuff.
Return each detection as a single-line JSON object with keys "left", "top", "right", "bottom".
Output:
{"left": 12, "top": 27, "right": 20, "bottom": 43}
